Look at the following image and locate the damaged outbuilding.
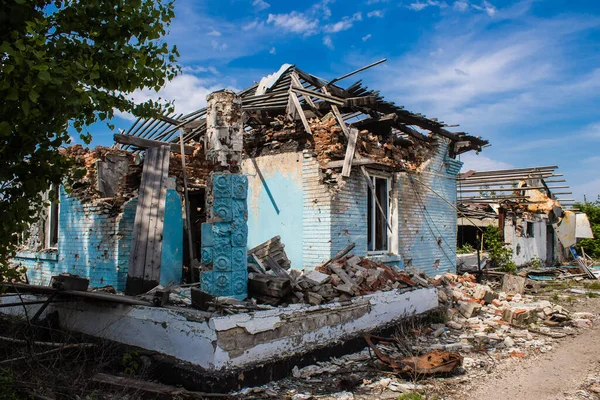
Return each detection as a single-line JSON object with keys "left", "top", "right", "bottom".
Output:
{"left": 456, "top": 166, "right": 594, "bottom": 267}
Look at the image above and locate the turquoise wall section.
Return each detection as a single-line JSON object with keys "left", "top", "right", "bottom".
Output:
{"left": 159, "top": 189, "right": 184, "bottom": 286}
{"left": 16, "top": 186, "right": 183, "bottom": 291}
{"left": 244, "top": 152, "right": 304, "bottom": 269}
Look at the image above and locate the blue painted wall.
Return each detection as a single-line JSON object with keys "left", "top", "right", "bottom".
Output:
{"left": 244, "top": 152, "right": 304, "bottom": 269}
{"left": 57, "top": 187, "right": 137, "bottom": 290}
{"left": 159, "top": 189, "right": 184, "bottom": 286}
{"left": 16, "top": 186, "right": 183, "bottom": 291}
{"left": 396, "top": 139, "right": 463, "bottom": 276}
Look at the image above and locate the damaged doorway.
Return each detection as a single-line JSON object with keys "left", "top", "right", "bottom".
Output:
{"left": 184, "top": 188, "right": 206, "bottom": 280}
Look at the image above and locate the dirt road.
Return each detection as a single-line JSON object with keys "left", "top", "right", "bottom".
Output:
{"left": 457, "top": 310, "right": 600, "bottom": 400}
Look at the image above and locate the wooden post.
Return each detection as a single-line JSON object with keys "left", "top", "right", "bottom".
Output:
{"left": 179, "top": 129, "right": 196, "bottom": 282}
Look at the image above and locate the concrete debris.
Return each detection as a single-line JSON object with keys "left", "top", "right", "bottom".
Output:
{"left": 244, "top": 252, "right": 424, "bottom": 307}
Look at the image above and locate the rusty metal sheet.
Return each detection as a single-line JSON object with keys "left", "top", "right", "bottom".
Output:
{"left": 364, "top": 333, "right": 463, "bottom": 375}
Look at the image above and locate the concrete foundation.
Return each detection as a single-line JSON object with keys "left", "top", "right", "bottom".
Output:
{"left": 0, "top": 287, "right": 437, "bottom": 372}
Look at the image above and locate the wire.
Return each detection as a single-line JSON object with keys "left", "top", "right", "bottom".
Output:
{"left": 408, "top": 178, "right": 456, "bottom": 268}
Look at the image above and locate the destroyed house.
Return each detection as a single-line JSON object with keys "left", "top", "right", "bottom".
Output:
{"left": 13, "top": 62, "right": 487, "bottom": 293}
{"left": 456, "top": 166, "right": 594, "bottom": 266}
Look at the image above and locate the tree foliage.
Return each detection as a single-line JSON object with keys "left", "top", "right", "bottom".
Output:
{"left": 575, "top": 199, "right": 600, "bottom": 260}
{"left": 483, "top": 225, "right": 516, "bottom": 273}
{"left": 0, "top": 0, "right": 179, "bottom": 278}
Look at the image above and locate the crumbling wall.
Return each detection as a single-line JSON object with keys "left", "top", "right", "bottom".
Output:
{"left": 242, "top": 152, "right": 304, "bottom": 268}
{"left": 504, "top": 215, "right": 548, "bottom": 266}
{"left": 397, "top": 138, "right": 462, "bottom": 275}
{"left": 57, "top": 187, "right": 137, "bottom": 289}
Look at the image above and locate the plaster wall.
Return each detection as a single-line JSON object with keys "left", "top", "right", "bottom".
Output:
{"left": 504, "top": 216, "right": 548, "bottom": 266}
{"left": 243, "top": 152, "right": 305, "bottom": 268}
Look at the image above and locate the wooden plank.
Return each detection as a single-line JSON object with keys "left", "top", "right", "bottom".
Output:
{"left": 147, "top": 145, "right": 170, "bottom": 284}
{"left": 290, "top": 86, "right": 345, "bottom": 106}
{"left": 143, "top": 146, "right": 163, "bottom": 282}
{"left": 129, "top": 147, "right": 159, "bottom": 291}
{"left": 92, "top": 373, "right": 230, "bottom": 399}
{"left": 341, "top": 127, "right": 359, "bottom": 177}
{"left": 113, "top": 133, "right": 194, "bottom": 155}
{"left": 248, "top": 235, "right": 282, "bottom": 253}
{"left": 325, "top": 158, "right": 377, "bottom": 169}
{"left": 291, "top": 72, "right": 322, "bottom": 117}
{"left": 289, "top": 91, "right": 313, "bottom": 135}
{"left": 265, "top": 256, "right": 290, "bottom": 279}
{"left": 127, "top": 147, "right": 156, "bottom": 289}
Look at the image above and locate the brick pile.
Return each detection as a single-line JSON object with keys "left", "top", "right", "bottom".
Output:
{"left": 253, "top": 254, "right": 430, "bottom": 306}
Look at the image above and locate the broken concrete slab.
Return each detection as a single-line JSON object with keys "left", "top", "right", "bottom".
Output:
{"left": 502, "top": 274, "right": 526, "bottom": 295}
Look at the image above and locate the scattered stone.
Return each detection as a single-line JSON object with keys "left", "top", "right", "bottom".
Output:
{"left": 447, "top": 321, "right": 463, "bottom": 330}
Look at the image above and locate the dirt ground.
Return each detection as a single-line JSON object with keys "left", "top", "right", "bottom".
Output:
{"left": 448, "top": 296, "right": 600, "bottom": 400}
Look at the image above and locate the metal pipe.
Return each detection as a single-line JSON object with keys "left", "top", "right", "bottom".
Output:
{"left": 328, "top": 58, "right": 388, "bottom": 86}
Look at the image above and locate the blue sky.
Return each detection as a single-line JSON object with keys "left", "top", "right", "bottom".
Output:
{"left": 85, "top": 0, "right": 600, "bottom": 202}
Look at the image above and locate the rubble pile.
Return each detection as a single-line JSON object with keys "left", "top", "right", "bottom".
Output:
{"left": 431, "top": 272, "right": 594, "bottom": 356}
{"left": 234, "top": 273, "right": 598, "bottom": 399}
{"left": 248, "top": 253, "right": 429, "bottom": 307}
{"left": 62, "top": 145, "right": 141, "bottom": 207}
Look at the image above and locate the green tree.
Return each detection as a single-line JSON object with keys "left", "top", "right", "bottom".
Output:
{"left": 0, "top": 0, "right": 179, "bottom": 279}
{"left": 575, "top": 199, "right": 600, "bottom": 259}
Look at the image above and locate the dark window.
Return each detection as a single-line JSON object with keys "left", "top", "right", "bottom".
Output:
{"left": 526, "top": 221, "right": 535, "bottom": 238}
{"left": 367, "top": 176, "right": 389, "bottom": 252}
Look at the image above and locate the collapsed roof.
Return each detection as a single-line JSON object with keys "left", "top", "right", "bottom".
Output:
{"left": 457, "top": 166, "right": 575, "bottom": 219}
{"left": 119, "top": 62, "right": 488, "bottom": 172}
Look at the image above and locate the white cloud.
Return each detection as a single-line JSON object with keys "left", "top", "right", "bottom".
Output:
{"left": 269, "top": 47, "right": 276, "bottom": 54}
{"left": 408, "top": 0, "right": 448, "bottom": 11}
{"left": 323, "top": 36, "right": 334, "bottom": 49}
{"left": 252, "top": 0, "right": 270, "bottom": 11}
{"left": 207, "top": 29, "right": 221, "bottom": 37}
{"left": 366, "top": 0, "right": 389, "bottom": 4}
{"left": 117, "top": 74, "right": 228, "bottom": 121}
{"left": 367, "top": 11, "right": 600, "bottom": 202}
{"left": 242, "top": 19, "right": 264, "bottom": 31}
{"left": 367, "top": 10, "right": 384, "bottom": 18}
{"left": 182, "top": 65, "right": 219, "bottom": 75}
{"left": 472, "top": 1, "right": 497, "bottom": 17}
{"left": 460, "top": 153, "right": 513, "bottom": 172}
{"left": 211, "top": 40, "right": 228, "bottom": 51}
{"left": 267, "top": 12, "right": 319, "bottom": 35}
{"left": 324, "top": 13, "right": 363, "bottom": 33}
{"left": 453, "top": 1, "right": 469, "bottom": 11}
{"left": 362, "top": 33, "right": 372, "bottom": 42}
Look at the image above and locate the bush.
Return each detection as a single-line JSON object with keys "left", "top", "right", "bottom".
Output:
{"left": 484, "top": 225, "right": 516, "bottom": 273}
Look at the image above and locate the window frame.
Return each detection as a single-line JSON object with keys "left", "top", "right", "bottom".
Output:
{"left": 367, "top": 174, "right": 391, "bottom": 255}
{"left": 45, "top": 184, "right": 59, "bottom": 249}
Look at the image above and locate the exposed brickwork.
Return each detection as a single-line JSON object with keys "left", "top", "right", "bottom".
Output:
{"left": 57, "top": 187, "right": 137, "bottom": 290}
{"left": 397, "top": 138, "right": 462, "bottom": 276}
{"left": 302, "top": 151, "right": 333, "bottom": 267}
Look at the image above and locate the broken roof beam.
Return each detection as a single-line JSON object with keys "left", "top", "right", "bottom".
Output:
{"left": 291, "top": 71, "right": 322, "bottom": 118}
{"left": 462, "top": 166, "right": 558, "bottom": 177}
{"left": 290, "top": 86, "right": 345, "bottom": 106}
{"left": 328, "top": 58, "right": 387, "bottom": 86}
{"left": 114, "top": 134, "right": 194, "bottom": 155}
